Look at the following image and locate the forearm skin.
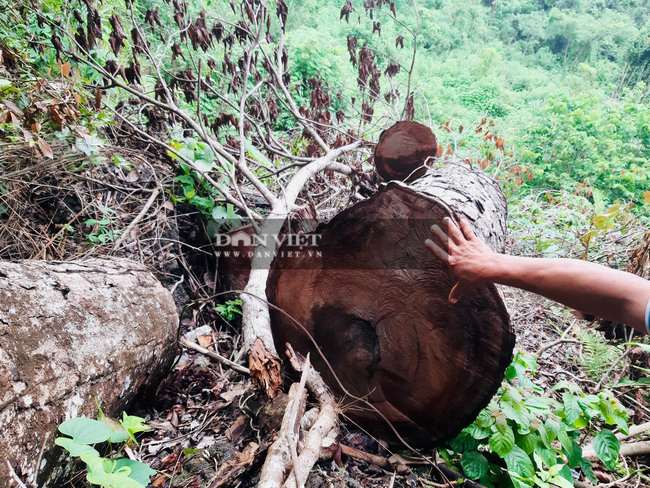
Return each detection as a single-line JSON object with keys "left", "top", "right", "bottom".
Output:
{"left": 487, "top": 255, "right": 650, "bottom": 335}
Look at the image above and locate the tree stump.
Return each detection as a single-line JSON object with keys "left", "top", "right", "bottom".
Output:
{"left": 267, "top": 163, "right": 514, "bottom": 447}
{"left": 0, "top": 258, "right": 179, "bottom": 487}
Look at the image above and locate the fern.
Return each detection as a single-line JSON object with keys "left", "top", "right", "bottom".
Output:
{"left": 580, "top": 331, "right": 624, "bottom": 381}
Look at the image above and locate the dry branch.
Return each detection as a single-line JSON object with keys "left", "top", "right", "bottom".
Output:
{"left": 259, "top": 345, "right": 339, "bottom": 488}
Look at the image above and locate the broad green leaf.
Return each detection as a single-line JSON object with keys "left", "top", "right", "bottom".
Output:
{"left": 545, "top": 418, "right": 560, "bottom": 441}
{"left": 579, "top": 457, "right": 597, "bottom": 485}
{"left": 613, "top": 412, "right": 628, "bottom": 435}
{"left": 476, "top": 410, "right": 496, "bottom": 429}
{"left": 495, "top": 413, "right": 508, "bottom": 434}
{"left": 193, "top": 159, "right": 215, "bottom": 172}
{"left": 55, "top": 437, "right": 100, "bottom": 457}
{"left": 549, "top": 475, "right": 573, "bottom": 488}
{"left": 81, "top": 453, "right": 146, "bottom": 488}
{"left": 58, "top": 418, "right": 114, "bottom": 444}
{"left": 120, "top": 413, "right": 150, "bottom": 444}
{"left": 573, "top": 416, "right": 588, "bottom": 428}
{"left": 505, "top": 446, "right": 535, "bottom": 480}
{"left": 489, "top": 424, "right": 515, "bottom": 456}
{"left": 592, "top": 430, "right": 620, "bottom": 470}
{"left": 534, "top": 446, "right": 558, "bottom": 469}
{"left": 538, "top": 424, "right": 550, "bottom": 449}
{"left": 564, "top": 441, "right": 582, "bottom": 468}
{"left": 517, "top": 433, "right": 538, "bottom": 455}
{"left": 562, "top": 393, "right": 581, "bottom": 424}
{"left": 450, "top": 432, "right": 480, "bottom": 453}
{"left": 112, "top": 459, "right": 156, "bottom": 485}
{"left": 557, "top": 429, "right": 573, "bottom": 457}
{"left": 461, "top": 451, "right": 489, "bottom": 480}
{"left": 466, "top": 423, "right": 492, "bottom": 440}
{"left": 246, "top": 141, "right": 272, "bottom": 167}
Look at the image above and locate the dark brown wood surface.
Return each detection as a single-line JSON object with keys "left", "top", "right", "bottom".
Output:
{"left": 374, "top": 121, "right": 437, "bottom": 182}
{"left": 267, "top": 169, "right": 514, "bottom": 448}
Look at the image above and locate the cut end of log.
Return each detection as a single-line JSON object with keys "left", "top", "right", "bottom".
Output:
{"left": 374, "top": 121, "right": 437, "bottom": 183}
{"left": 249, "top": 338, "right": 283, "bottom": 398}
{"left": 267, "top": 165, "right": 514, "bottom": 448}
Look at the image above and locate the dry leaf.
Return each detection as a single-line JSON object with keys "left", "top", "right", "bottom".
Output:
{"left": 125, "top": 170, "right": 140, "bottom": 182}
{"left": 644, "top": 191, "right": 650, "bottom": 205}
{"left": 162, "top": 201, "right": 174, "bottom": 211}
{"left": 224, "top": 415, "right": 248, "bottom": 442}
{"left": 197, "top": 335, "right": 212, "bottom": 349}
{"left": 2, "top": 98, "right": 23, "bottom": 116}
{"left": 73, "top": 92, "right": 81, "bottom": 104}
{"left": 61, "top": 61, "right": 71, "bottom": 77}
{"left": 220, "top": 383, "right": 250, "bottom": 403}
{"left": 37, "top": 137, "right": 54, "bottom": 159}
{"left": 31, "top": 121, "right": 41, "bottom": 133}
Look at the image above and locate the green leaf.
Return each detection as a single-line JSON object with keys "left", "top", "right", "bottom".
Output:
{"left": 557, "top": 429, "right": 573, "bottom": 458}
{"left": 461, "top": 451, "right": 489, "bottom": 480}
{"left": 58, "top": 418, "right": 115, "bottom": 444}
{"left": 534, "top": 446, "right": 558, "bottom": 469}
{"left": 592, "top": 430, "right": 620, "bottom": 470}
{"left": 579, "top": 457, "right": 597, "bottom": 485}
{"left": 112, "top": 459, "right": 156, "bottom": 485}
{"left": 489, "top": 424, "right": 515, "bottom": 457}
{"left": 549, "top": 475, "right": 573, "bottom": 488}
{"left": 545, "top": 418, "right": 560, "bottom": 442}
{"left": 466, "top": 423, "right": 492, "bottom": 440}
{"left": 193, "top": 159, "right": 215, "bottom": 172}
{"left": 246, "top": 141, "right": 272, "bottom": 167}
{"left": 562, "top": 392, "right": 581, "bottom": 424}
{"left": 612, "top": 412, "right": 628, "bottom": 435}
{"left": 450, "top": 432, "right": 480, "bottom": 453}
{"left": 517, "top": 433, "right": 538, "bottom": 455}
{"left": 55, "top": 437, "right": 100, "bottom": 457}
{"left": 120, "top": 413, "right": 150, "bottom": 445}
{"left": 505, "top": 446, "right": 535, "bottom": 480}
{"left": 564, "top": 441, "right": 582, "bottom": 468}
{"left": 81, "top": 453, "right": 146, "bottom": 488}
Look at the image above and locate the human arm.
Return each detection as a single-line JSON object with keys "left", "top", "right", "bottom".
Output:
{"left": 424, "top": 217, "right": 650, "bottom": 335}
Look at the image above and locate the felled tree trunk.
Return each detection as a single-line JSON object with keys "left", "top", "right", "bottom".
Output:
{"left": 267, "top": 163, "right": 514, "bottom": 448}
{"left": 0, "top": 258, "right": 179, "bottom": 487}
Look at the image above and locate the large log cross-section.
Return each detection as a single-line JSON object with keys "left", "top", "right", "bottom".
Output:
{"left": 267, "top": 162, "right": 514, "bottom": 447}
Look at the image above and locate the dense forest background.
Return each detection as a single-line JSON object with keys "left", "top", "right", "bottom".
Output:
{"left": 2, "top": 0, "right": 650, "bottom": 259}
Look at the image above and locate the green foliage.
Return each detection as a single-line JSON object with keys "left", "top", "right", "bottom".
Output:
{"left": 55, "top": 413, "right": 155, "bottom": 488}
{"left": 446, "top": 352, "right": 627, "bottom": 488}
{"left": 216, "top": 298, "right": 243, "bottom": 320}
{"left": 518, "top": 92, "right": 650, "bottom": 207}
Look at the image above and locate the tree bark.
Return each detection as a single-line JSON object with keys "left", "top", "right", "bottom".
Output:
{"left": 0, "top": 258, "right": 178, "bottom": 487}
{"left": 267, "top": 163, "right": 514, "bottom": 448}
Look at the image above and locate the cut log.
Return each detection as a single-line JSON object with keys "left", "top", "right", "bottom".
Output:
{"left": 0, "top": 258, "right": 179, "bottom": 487}
{"left": 374, "top": 121, "right": 438, "bottom": 182}
{"left": 267, "top": 163, "right": 514, "bottom": 447}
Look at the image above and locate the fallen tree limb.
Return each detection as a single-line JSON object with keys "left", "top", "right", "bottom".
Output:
{"left": 580, "top": 422, "right": 650, "bottom": 460}
{"left": 179, "top": 338, "right": 250, "bottom": 375}
{"left": 259, "top": 345, "right": 339, "bottom": 488}
{"left": 583, "top": 441, "right": 650, "bottom": 461}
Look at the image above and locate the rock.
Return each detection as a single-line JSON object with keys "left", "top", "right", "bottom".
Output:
{"left": 0, "top": 258, "right": 179, "bottom": 487}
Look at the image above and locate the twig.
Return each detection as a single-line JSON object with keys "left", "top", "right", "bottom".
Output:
{"left": 112, "top": 188, "right": 160, "bottom": 251}
{"left": 6, "top": 461, "right": 28, "bottom": 488}
{"left": 537, "top": 339, "right": 582, "bottom": 356}
{"left": 179, "top": 338, "right": 250, "bottom": 374}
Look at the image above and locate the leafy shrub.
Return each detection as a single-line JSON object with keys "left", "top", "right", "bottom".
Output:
{"left": 55, "top": 411, "right": 155, "bottom": 487}
{"left": 445, "top": 352, "right": 627, "bottom": 488}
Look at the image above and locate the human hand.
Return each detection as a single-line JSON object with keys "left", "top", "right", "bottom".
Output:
{"left": 425, "top": 217, "right": 498, "bottom": 303}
